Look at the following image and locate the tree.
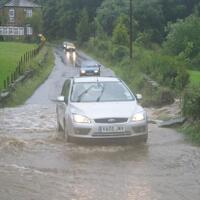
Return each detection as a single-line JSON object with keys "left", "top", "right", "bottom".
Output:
{"left": 76, "top": 9, "right": 90, "bottom": 45}
{"left": 133, "top": 0, "right": 165, "bottom": 43}
{"left": 25, "top": 10, "right": 43, "bottom": 35}
{"left": 96, "top": 0, "right": 129, "bottom": 36}
{"left": 164, "top": 15, "right": 200, "bottom": 68}
{"left": 112, "top": 16, "right": 129, "bottom": 46}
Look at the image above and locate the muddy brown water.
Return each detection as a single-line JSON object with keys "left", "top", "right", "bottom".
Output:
{"left": 0, "top": 49, "right": 200, "bottom": 200}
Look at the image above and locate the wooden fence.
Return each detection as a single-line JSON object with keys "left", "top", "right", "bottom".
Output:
{"left": 0, "top": 43, "right": 45, "bottom": 106}
{"left": 2, "top": 44, "right": 43, "bottom": 90}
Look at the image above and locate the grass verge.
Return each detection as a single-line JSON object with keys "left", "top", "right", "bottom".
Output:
{"left": 179, "top": 122, "right": 200, "bottom": 145}
{"left": 0, "top": 42, "right": 36, "bottom": 90}
{"left": 188, "top": 70, "right": 200, "bottom": 85}
{"left": 3, "top": 44, "right": 54, "bottom": 107}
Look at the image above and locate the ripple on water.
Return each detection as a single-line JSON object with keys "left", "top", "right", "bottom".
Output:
{"left": 0, "top": 136, "right": 27, "bottom": 152}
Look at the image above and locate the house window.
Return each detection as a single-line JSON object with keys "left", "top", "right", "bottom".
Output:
{"left": 3, "top": 27, "right": 8, "bottom": 35}
{"left": 9, "top": 8, "right": 15, "bottom": 17}
{"left": 24, "top": 9, "right": 32, "bottom": 17}
{"left": 8, "top": 8, "right": 15, "bottom": 22}
{"left": 26, "top": 26, "right": 33, "bottom": 35}
{"left": 9, "top": 27, "right": 13, "bottom": 35}
{"left": 14, "top": 27, "right": 18, "bottom": 35}
{"left": 19, "top": 27, "right": 24, "bottom": 35}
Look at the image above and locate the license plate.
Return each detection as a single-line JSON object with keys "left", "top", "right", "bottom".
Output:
{"left": 99, "top": 126, "right": 125, "bottom": 133}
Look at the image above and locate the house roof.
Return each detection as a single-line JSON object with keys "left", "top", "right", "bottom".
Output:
{"left": 4, "top": 0, "right": 41, "bottom": 8}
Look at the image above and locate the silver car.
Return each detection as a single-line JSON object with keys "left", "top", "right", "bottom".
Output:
{"left": 56, "top": 77, "right": 148, "bottom": 143}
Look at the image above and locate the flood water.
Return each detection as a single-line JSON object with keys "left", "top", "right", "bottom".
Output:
{"left": 0, "top": 49, "right": 200, "bottom": 200}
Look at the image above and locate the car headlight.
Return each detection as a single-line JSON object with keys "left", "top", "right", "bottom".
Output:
{"left": 72, "top": 114, "right": 91, "bottom": 123}
{"left": 94, "top": 70, "right": 99, "bottom": 73}
{"left": 131, "top": 112, "right": 145, "bottom": 122}
{"left": 81, "top": 70, "right": 86, "bottom": 74}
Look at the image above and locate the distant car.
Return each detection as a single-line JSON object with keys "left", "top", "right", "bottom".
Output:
{"left": 56, "top": 76, "right": 148, "bottom": 143}
{"left": 63, "top": 42, "right": 76, "bottom": 62}
{"left": 63, "top": 42, "right": 76, "bottom": 52}
{"left": 80, "top": 60, "right": 101, "bottom": 76}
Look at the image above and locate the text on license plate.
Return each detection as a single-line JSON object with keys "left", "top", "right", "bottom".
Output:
{"left": 99, "top": 126, "right": 125, "bottom": 133}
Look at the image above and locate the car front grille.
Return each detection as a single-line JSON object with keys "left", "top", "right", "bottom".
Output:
{"left": 92, "top": 131, "right": 131, "bottom": 136}
{"left": 94, "top": 118, "right": 128, "bottom": 124}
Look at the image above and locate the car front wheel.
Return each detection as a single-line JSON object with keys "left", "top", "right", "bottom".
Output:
{"left": 56, "top": 109, "right": 63, "bottom": 132}
{"left": 64, "top": 120, "right": 70, "bottom": 142}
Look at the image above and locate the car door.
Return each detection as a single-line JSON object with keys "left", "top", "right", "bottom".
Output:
{"left": 58, "top": 79, "right": 71, "bottom": 128}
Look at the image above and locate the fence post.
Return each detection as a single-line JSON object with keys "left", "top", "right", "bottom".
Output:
{"left": 18, "top": 63, "right": 20, "bottom": 74}
{"left": 26, "top": 52, "right": 28, "bottom": 63}
{"left": 11, "top": 73, "right": 13, "bottom": 83}
{"left": 14, "top": 70, "right": 17, "bottom": 80}
{"left": 24, "top": 54, "right": 26, "bottom": 64}
{"left": 7, "top": 76, "right": 10, "bottom": 87}
{"left": 28, "top": 51, "right": 30, "bottom": 61}
{"left": 4, "top": 80, "right": 7, "bottom": 89}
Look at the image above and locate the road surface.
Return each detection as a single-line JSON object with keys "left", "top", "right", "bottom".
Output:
{"left": 0, "top": 48, "right": 199, "bottom": 200}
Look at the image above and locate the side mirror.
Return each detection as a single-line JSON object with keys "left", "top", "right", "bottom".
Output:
{"left": 136, "top": 94, "right": 142, "bottom": 100}
{"left": 57, "top": 96, "right": 64, "bottom": 102}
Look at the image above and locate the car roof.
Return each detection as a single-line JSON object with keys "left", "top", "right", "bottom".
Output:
{"left": 81, "top": 60, "right": 98, "bottom": 65}
{"left": 63, "top": 41, "right": 75, "bottom": 47}
{"left": 73, "top": 76, "right": 120, "bottom": 83}
{"left": 81, "top": 60, "right": 98, "bottom": 67}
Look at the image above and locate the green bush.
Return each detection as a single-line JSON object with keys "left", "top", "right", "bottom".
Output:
{"left": 134, "top": 48, "right": 189, "bottom": 90}
{"left": 111, "top": 45, "right": 129, "bottom": 61}
{"left": 181, "top": 122, "right": 200, "bottom": 144}
{"left": 164, "top": 15, "right": 200, "bottom": 70}
{"left": 182, "top": 85, "right": 200, "bottom": 120}
{"left": 141, "top": 85, "right": 174, "bottom": 107}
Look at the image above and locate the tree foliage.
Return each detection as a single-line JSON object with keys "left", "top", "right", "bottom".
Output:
{"left": 112, "top": 17, "right": 129, "bottom": 46}
{"left": 164, "top": 15, "right": 200, "bottom": 69}
{"left": 95, "top": 0, "right": 129, "bottom": 36}
{"left": 76, "top": 9, "right": 90, "bottom": 45}
{"left": 182, "top": 85, "right": 200, "bottom": 120}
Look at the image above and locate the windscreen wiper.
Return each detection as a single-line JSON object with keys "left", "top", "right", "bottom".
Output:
{"left": 77, "top": 85, "right": 95, "bottom": 102}
{"left": 96, "top": 86, "right": 105, "bottom": 102}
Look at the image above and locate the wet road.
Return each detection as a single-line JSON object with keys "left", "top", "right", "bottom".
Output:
{"left": 0, "top": 49, "right": 200, "bottom": 200}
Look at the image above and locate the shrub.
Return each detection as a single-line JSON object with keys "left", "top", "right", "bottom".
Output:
{"left": 182, "top": 85, "right": 200, "bottom": 120}
{"left": 164, "top": 15, "right": 200, "bottom": 69}
{"left": 157, "top": 87, "right": 175, "bottom": 106}
{"left": 111, "top": 45, "right": 129, "bottom": 61}
{"left": 141, "top": 85, "right": 174, "bottom": 107}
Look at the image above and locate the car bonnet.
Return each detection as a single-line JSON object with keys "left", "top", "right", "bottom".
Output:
{"left": 69, "top": 101, "right": 143, "bottom": 119}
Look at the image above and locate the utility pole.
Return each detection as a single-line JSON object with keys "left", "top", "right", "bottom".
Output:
{"left": 129, "top": 0, "right": 133, "bottom": 59}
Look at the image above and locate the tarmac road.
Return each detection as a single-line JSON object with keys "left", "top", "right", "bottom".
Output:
{"left": 0, "top": 47, "right": 199, "bottom": 200}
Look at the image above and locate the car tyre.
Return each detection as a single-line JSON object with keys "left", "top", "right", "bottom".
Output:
{"left": 142, "top": 135, "right": 148, "bottom": 143}
{"left": 57, "top": 120, "right": 62, "bottom": 132}
{"left": 64, "top": 120, "right": 71, "bottom": 142}
{"left": 56, "top": 110, "right": 63, "bottom": 132}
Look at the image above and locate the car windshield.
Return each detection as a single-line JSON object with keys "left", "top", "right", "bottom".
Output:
{"left": 71, "top": 81, "right": 135, "bottom": 102}
{"left": 82, "top": 65, "right": 97, "bottom": 68}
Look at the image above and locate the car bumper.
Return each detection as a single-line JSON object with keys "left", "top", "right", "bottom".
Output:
{"left": 68, "top": 121, "right": 148, "bottom": 143}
